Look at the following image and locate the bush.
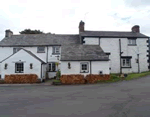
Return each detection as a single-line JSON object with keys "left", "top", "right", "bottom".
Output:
{"left": 0, "top": 80, "right": 5, "bottom": 84}
{"left": 85, "top": 74, "right": 110, "bottom": 84}
{"left": 111, "top": 75, "right": 118, "bottom": 79}
{"left": 60, "top": 75, "right": 85, "bottom": 84}
{"left": 56, "top": 70, "right": 61, "bottom": 79}
{"left": 4, "top": 74, "right": 38, "bottom": 84}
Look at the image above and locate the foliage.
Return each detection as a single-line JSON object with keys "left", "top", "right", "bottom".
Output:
{"left": 0, "top": 80, "right": 5, "bottom": 84}
{"left": 52, "top": 79, "right": 61, "bottom": 83}
{"left": 125, "top": 71, "right": 150, "bottom": 81}
{"left": 56, "top": 69, "right": 61, "bottom": 79}
{"left": 19, "top": 29, "right": 44, "bottom": 34}
{"left": 55, "top": 62, "right": 59, "bottom": 66}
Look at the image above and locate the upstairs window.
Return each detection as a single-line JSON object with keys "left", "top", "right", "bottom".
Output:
{"left": 37, "top": 47, "right": 45, "bottom": 53}
{"left": 52, "top": 46, "right": 60, "bottom": 54}
{"left": 15, "top": 63, "right": 24, "bottom": 73}
{"left": 80, "top": 62, "right": 89, "bottom": 73}
{"left": 13, "top": 48, "right": 21, "bottom": 54}
{"left": 128, "top": 39, "right": 136, "bottom": 45}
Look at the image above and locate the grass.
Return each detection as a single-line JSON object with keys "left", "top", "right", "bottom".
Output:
{"left": 52, "top": 79, "right": 61, "bottom": 83}
{"left": 125, "top": 71, "right": 150, "bottom": 81}
{"left": 97, "top": 71, "right": 150, "bottom": 84}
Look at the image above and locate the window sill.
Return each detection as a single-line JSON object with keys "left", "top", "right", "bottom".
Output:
{"left": 121, "top": 67, "right": 132, "bottom": 68}
{"left": 128, "top": 44, "right": 137, "bottom": 46}
{"left": 15, "top": 72, "right": 24, "bottom": 73}
{"left": 52, "top": 53, "right": 60, "bottom": 55}
{"left": 37, "top": 51, "right": 45, "bottom": 53}
{"left": 80, "top": 71, "right": 89, "bottom": 73}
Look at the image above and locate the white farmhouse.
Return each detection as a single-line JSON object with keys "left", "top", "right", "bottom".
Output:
{"left": 0, "top": 21, "right": 149, "bottom": 81}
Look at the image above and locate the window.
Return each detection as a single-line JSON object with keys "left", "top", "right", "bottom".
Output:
{"left": 52, "top": 46, "right": 60, "bottom": 54}
{"left": 121, "top": 58, "right": 131, "bottom": 68}
{"left": 80, "top": 62, "right": 89, "bottom": 73}
{"left": 15, "top": 63, "right": 24, "bottom": 73}
{"left": 13, "top": 48, "right": 21, "bottom": 54}
{"left": 128, "top": 39, "right": 136, "bottom": 45}
{"left": 49, "top": 63, "right": 56, "bottom": 72}
{"left": 37, "top": 47, "right": 45, "bottom": 53}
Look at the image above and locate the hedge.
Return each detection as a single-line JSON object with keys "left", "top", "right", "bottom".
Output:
{"left": 4, "top": 74, "right": 38, "bottom": 84}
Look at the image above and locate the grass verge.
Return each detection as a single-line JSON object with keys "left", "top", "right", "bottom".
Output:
{"left": 97, "top": 71, "right": 150, "bottom": 84}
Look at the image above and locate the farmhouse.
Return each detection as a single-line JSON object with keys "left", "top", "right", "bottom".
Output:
{"left": 0, "top": 21, "right": 149, "bottom": 81}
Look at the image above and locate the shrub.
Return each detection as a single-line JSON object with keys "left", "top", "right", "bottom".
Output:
{"left": 56, "top": 70, "right": 61, "bottom": 79}
{"left": 60, "top": 75, "right": 85, "bottom": 84}
{"left": 0, "top": 80, "right": 5, "bottom": 84}
{"left": 85, "top": 74, "right": 110, "bottom": 84}
{"left": 4, "top": 74, "right": 38, "bottom": 84}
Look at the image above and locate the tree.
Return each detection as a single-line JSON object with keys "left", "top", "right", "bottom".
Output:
{"left": 19, "top": 29, "right": 44, "bottom": 34}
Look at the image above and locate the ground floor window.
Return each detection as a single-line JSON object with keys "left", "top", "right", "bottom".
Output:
{"left": 121, "top": 57, "right": 131, "bottom": 68}
{"left": 80, "top": 62, "right": 89, "bottom": 73}
{"left": 15, "top": 63, "right": 24, "bottom": 73}
{"left": 49, "top": 62, "right": 56, "bottom": 72}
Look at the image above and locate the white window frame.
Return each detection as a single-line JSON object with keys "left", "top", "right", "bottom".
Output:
{"left": 121, "top": 58, "right": 131, "bottom": 67}
{"left": 128, "top": 39, "right": 136, "bottom": 45}
{"left": 49, "top": 62, "right": 56, "bottom": 72}
{"left": 15, "top": 62, "right": 24, "bottom": 73}
{"left": 80, "top": 62, "right": 89, "bottom": 73}
{"left": 37, "top": 47, "right": 45, "bottom": 53}
{"left": 53, "top": 46, "right": 60, "bottom": 54}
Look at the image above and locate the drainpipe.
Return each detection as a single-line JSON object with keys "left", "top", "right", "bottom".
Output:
{"left": 41, "top": 63, "right": 43, "bottom": 81}
{"left": 137, "top": 54, "right": 140, "bottom": 73}
{"left": 119, "top": 39, "right": 122, "bottom": 74}
{"left": 90, "top": 61, "right": 92, "bottom": 74}
{"left": 46, "top": 46, "right": 48, "bottom": 63}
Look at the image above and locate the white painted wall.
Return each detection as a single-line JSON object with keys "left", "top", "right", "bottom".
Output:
{"left": 1, "top": 49, "right": 42, "bottom": 79}
{"left": 91, "top": 61, "right": 110, "bottom": 74}
{"left": 61, "top": 61, "right": 110, "bottom": 76}
{"left": 84, "top": 37, "right": 149, "bottom": 73}
{"left": 0, "top": 46, "right": 61, "bottom": 77}
{"left": 83, "top": 37, "right": 99, "bottom": 45}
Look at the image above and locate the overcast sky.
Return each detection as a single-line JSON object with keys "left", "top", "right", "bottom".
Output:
{"left": 0, "top": 0, "right": 150, "bottom": 40}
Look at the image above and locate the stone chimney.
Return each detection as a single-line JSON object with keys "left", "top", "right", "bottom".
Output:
{"left": 5, "top": 29, "right": 13, "bottom": 37}
{"left": 79, "top": 20, "right": 85, "bottom": 33}
{"left": 131, "top": 25, "right": 140, "bottom": 33}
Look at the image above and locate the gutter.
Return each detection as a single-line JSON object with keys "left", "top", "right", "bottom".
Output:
{"left": 119, "top": 39, "right": 122, "bottom": 74}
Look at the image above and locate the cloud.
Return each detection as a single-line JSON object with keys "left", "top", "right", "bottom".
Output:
{"left": 0, "top": 0, "right": 150, "bottom": 41}
{"left": 124, "top": 0, "right": 150, "bottom": 7}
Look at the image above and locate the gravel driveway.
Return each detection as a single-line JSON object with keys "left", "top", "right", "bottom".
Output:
{"left": 0, "top": 76, "right": 150, "bottom": 117}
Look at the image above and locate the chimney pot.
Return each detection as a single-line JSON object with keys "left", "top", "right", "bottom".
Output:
{"left": 79, "top": 20, "right": 85, "bottom": 33}
{"left": 132, "top": 25, "right": 140, "bottom": 33}
{"left": 5, "top": 29, "right": 13, "bottom": 37}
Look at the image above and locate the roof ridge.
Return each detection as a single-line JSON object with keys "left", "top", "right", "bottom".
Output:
{"left": 12, "top": 34, "right": 79, "bottom": 36}
{"left": 84, "top": 30, "right": 132, "bottom": 33}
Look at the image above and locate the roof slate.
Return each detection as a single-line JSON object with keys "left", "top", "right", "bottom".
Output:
{"left": 80, "top": 31, "right": 149, "bottom": 38}
{"left": 61, "top": 45, "right": 109, "bottom": 61}
{"left": 0, "top": 34, "right": 80, "bottom": 46}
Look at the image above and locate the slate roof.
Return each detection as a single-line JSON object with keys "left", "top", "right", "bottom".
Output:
{"left": 0, "top": 34, "right": 80, "bottom": 46}
{"left": 80, "top": 31, "right": 149, "bottom": 38}
{"left": 0, "top": 48, "right": 45, "bottom": 63}
{"left": 61, "top": 45, "right": 109, "bottom": 61}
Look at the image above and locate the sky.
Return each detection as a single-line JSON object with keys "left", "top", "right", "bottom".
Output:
{"left": 0, "top": 0, "right": 150, "bottom": 40}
